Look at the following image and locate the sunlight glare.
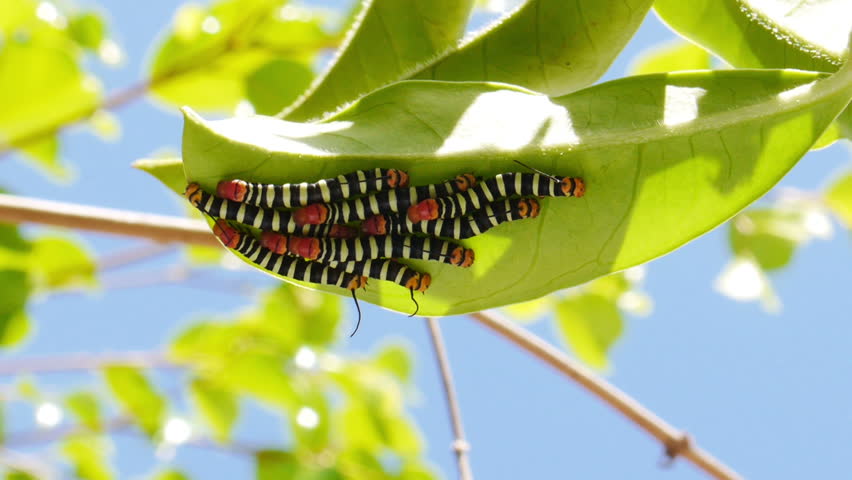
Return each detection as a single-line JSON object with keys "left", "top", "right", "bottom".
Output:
{"left": 663, "top": 86, "right": 706, "bottom": 127}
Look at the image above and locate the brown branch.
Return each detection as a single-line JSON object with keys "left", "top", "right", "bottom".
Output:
{"left": 0, "top": 194, "right": 218, "bottom": 247}
{"left": 468, "top": 311, "right": 742, "bottom": 480}
{"left": 0, "top": 351, "right": 177, "bottom": 376}
{"left": 425, "top": 318, "right": 473, "bottom": 480}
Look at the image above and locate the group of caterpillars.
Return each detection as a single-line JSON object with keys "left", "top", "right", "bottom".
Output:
{"left": 184, "top": 162, "right": 585, "bottom": 335}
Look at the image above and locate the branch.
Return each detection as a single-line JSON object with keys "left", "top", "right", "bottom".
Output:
{"left": 0, "top": 194, "right": 218, "bottom": 247}
{"left": 425, "top": 318, "right": 473, "bottom": 480}
{"left": 0, "top": 351, "right": 177, "bottom": 376}
{"left": 468, "top": 311, "right": 742, "bottom": 480}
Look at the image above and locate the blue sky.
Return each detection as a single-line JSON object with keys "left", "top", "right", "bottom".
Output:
{"left": 2, "top": 1, "right": 851, "bottom": 479}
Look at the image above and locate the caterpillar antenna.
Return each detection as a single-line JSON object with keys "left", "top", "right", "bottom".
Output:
{"left": 408, "top": 289, "right": 420, "bottom": 317}
{"left": 513, "top": 159, "right": 561, "bottom": 183}
{"left": 349, "top": 290, "right": 362, "bottom": 337}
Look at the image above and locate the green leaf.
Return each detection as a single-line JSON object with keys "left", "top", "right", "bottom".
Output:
{"left": 373, "top": 344, "right": 412, "bottom": 383}
{"left": 68, "top": 12, "right": 106, "bottom": 49}
{"left": 729, "top": 209, "right": 807, "bottom": 271}
{"left": 151, "top": 470, "right": 190, "bottom": 480}
{"left": 502, "top": 296, "right": 552, "bottom": 323}
{"left": 61, "top": 434, "right": 113, "bottom": 480}
{"left": 174, "top": 63, "right": 852, "bottom": 316}
{"left": 258, "top": 285, "right": 341, "bottom": 348}
{"left": 256, "top": 450, "right": 299, "bottom": 480}
{"left": 282, "top": 0, "right": 475, "bottom": 121}
{"left": 65, "top": 391, "right": 102, "bottom": 431}
{"left": 411, "top": 0, "right": 654, "bottom": 96}
{"left": 149, "top": 0, "right": 332, "bottom": 112}
{"left": 246, "top": 59, "right": 314, "bottom": 115}
{"left": 628, "top": 40, "right": 713, "bottom": 75}
{"left": 102, "top": 366, "right": 167, "bottom": 437}
{"left": 5, "top": 471, "right": 37, "bottom": 480}
{"left": 0, "top": 270, "right": 31, "bottom": 347}
{"left": 825, "top": 172, "right": 852, "bottom": 227}
{"left": 133, "top": 156, "right": 187, "bottom": 195}
{"left": 28, "top": 236, "right": 97, "bottom": 290}
{"left": 555, "top": 294, "right": 623, "bottom": 369}
{"left": 189, "top": 378, "right": 238, "bottom": 443}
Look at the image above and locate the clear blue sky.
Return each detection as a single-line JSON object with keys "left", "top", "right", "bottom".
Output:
{"left": 2, "top": 1, "right": 851, "bottom": 479}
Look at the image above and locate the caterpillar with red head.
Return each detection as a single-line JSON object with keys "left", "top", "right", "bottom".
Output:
{"left": 293, "top": 174, "right": 477, "bottom": 225}
{"left": 185, "top": 183, "right": 356, "bottom": 238}
{"left": 362, "top": 197, "right": 540, "bottom": 239}
{"left": 407, "top": 172, "right": 583, "bottom": 222}
{"left": 217, "top": 168, "right": 409, "bottom": 208}
{"left": 259, "top": 232, "right": 475, "bottom": 268}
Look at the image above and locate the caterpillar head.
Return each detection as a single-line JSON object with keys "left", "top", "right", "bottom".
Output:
{"left": 184, "top": 183, "right": 204, "bottom": 207}
{"left": 450, "top": 247, "right": 475, "bottom": 268}
{"left": 287, "top": 237, "right": 321, "bottom": 260}
{"left": 405, "top": 272, "right": 432, "bottom": 293}
{"left": 217, "top": 179, "right": 248, "bottom": 202}
{"left": 561, "top": 177, "right": 585, "bottom": 197}
{"left": 260, "top": 232, "right": 289, "bottom": 254}
{"left": 294, "top": 204, "right": 329, "bottom": 225}
{"left": 407, "top": 199, "right": 439, "bottom": 222}
{"left": 454, "top": 173, "right": 477, "bottom": 191}
{"left": 361, "top": 215, "right": 388, "bottom": 235}
{"left": 517, "top": 198, "right": 541, "bottom": 218}
{"left": 388, "top": 169, "right": 410, "bottom": 188}
{"left": 212, "top": 220, "right": 241, "bottom": 249}
{"left": 346, "top": 275, "right": 368, "bottom": 290}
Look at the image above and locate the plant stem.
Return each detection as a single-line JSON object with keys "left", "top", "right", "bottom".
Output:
{"left": 425, "top": 317, "right": 473, "bottom": 480}
{"left": 468, "top": 311, "right": 742, "bottom": 480}
{"left": 0, "top": 351, "right": 176, "bottom": 376}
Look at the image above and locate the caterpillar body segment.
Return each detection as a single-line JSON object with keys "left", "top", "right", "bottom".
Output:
{"left": 294, "top": 173, "right": 477, "bottom": 225}
{"left": 211, "top": 220, "right": 366, "bottom": 290}
{"left": 217, "top": 168, "right": 409, "bottom": 208}
{"left": 260, "top": 232, "right": 475, "bottom": 268}
{"left": 407, "top": 173, "right": 584, "bottom": 222}
{"left": 185, "top": 183, "right": 357, "bottom": 237}
{"left": 363, "top": 197, "right": 540, "bottom": 239}
{"left": 331, "top": 259, "right": 431, "bottom": 293}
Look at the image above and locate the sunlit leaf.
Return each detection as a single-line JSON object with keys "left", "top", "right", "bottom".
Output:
{"left": 502, "top": 296, "right": 552, "bottom": 323}
{"left": 729, "top": 209, "right": 801, "bottom": 270}
{"left": 189, "top": 378, "right": 238, "bottom": 443}
{"left": 256, "top": 450, "right": 299, "bottom": 480}
{"left": 68, "top": 12, "right": 106, "bottom": 49}
{"left": 825, "top": 172, "right": 852, "bottom": 227}
{"left": 169, "top": 64, "right": 852, "bottom": 315}
{"left": 628, "top": 40, "right": 712, "bottom": 75}
{"left": 61, "top": 434, "right": 113, "bottom": 480}
{"left": 555, "top": 294, "right": 623, "bottom": 370}
{"left": 28, "top": 236, "right": 97, "bottom": 290}
{"left": 65, "top": 391, "right": 102, "bottom": 431}
{"left": 0, "top": 270, "right": 31, "bottom": 347}
{"left": 102, "top": 366, "right": 167, "bottom": 437}
{"left": 133, "top": 156, "right": 187, "bottom": 195}
{"left": 246, "top": 59, "right": 313, "bottom": 115}
{"left": 373, "top": 344, "right": 412, "bottom": 383}
{"left": 151, "top": 470, "right": 190, "bottom": 480}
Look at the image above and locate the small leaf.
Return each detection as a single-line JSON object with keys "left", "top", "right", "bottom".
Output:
{"left": 628, "top": 40, "right": 712, "bottom": 75}
{"left": 555, "top": 294, "right": 623, "bottom": 369}
{"left": 87, "top": 110, "right": 121, "bottom": 141}
{"left": 502, "top": 296, "right": 552, "bottom": 323}
{"left": 0, "top": 270, "right": 31, "bottom": 347}
{"left": 151, "top": 470, "right": 190, "bottom": 480}
{"left": 68, "top": 12, "right": 106, "bottom": 49}
{"left": 61, "top": 434, "right": 113, "bottom": 480}
{"left": 825, "top": 172, "right": 852, "bottom": 227}
{"left": 246, "top": 59, "right": 313, "bottom": 115}
{"left": 102, "top": 366, "right": 167, "bottom": 437}
{"left": 256, "top": 450, "right": 299, "bottom": 480}
{"left": 28, "top": 236, "right": 97, "bottom": 290}
{"left": 189, "top": 378, "right": 238, "bottom": 443}
{"left": 65, "top": 391, "right": 102, "bottom": 431}
{"left": 133, "top": 156, "right": 187, "bottom": 195}
{"left": 373, "top": 344, "right": 412, "bottom": 383}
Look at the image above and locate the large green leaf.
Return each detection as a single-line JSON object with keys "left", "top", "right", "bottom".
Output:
{"left": 174, "top": 61, "right": 852, "bottom": 316}
{"left": 555, "top": 293, "right": 623, "bottom": 370}
{"left": 281, "top": 0, "right": 475, "bottom": 121}
{"left": 411, "top": 0, "right": 653, "bottom": 96}
{"left": 189, "top": 378, "right": 238, "bottom": 443}
{"left": 102, "top": 366, "right": 167, "bottom": 438}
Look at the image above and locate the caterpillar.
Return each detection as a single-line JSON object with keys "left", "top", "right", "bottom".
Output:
{"left": 185, "top": 183, "right": 356, "bottom": 238}
{"left": 330, "top": 258, "right": 431, "bottom": 317}
{"left": 216, "top": 168, "right": 410, "bottom": 208}
{"left": 362, "top": 197, "right": 541, "bottom": 239}
{"left": 259, "top": 232, "right": 475, "bottom": 267}
{"left": 407, "top": 172, "right": 584, "bottom": 222}
{"left": 212, "top": 219, "right": 368, "bottom": 335}
{"left": 293, "top": 173, "right": 477, "bottom": 225}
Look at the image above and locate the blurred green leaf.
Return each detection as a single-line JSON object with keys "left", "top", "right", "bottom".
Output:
{"left": 247, "top": 59, "right": 313, "bottom": 115}
{"left": 825, "top": 172, "right": 852, "bottom": 227}
{"left": 283, "top": 0, "right": 475, "bottom": 121}
{"left": 5, "top": 471, "right": 37, "bottom": 480}
{"left": 412, "top": 0, "right": 654, "bottom": 96}
{"left": 256, "top": 450, "right": 299, "bottom": 480}
{"left": 61, "top": 434, "right": 113, "bottom": 480}
{"left": 502, "top": 296, "right": 552, "bottom": 323}
{"left": 292, "top": 389, "right": 331, "bottom": 453}
{"left": 186, "top": 245, "right": 225, "bottom": 265}
{"left": 628, "top": 40, "right": 712, "bottom": 75}
{"left": 0, "top": 270, "right": 31, "bottom": 347}
{"left": 28, "top": 236, "right": 97, "bottom": 290}
{"left": 728, "top": 207, "right": 825, "bottom": 271}
{"left": 373, "top": 344, "right": 412, "bottom": 383}
{"left": 585, "top": 273, "right": 630, "bottom": 301}
{"left": 68, "top": 12, "right": 106, "bottom": 49}
{"left": 133, "top": 156, "right": 187, "bottom": 195}
{"left": 218, "top": 354, "right": 296, "bottom": 410}
{"left": 65, "top": 391, "right": 102, "bottom": 431}
{"left": 254, "top": 285, "right": 341, "bottom": 349}
{"left": 189, "top": 378, "right": 238, "bottom": 443}
{"left": 555, "top": 294, "right": 623, "bottom": 370}
{"left": 102, "top": 366, "right": 167, "bottom": 437}
{"left": 87, "top": 110, "right": 121, "bottom": 142}
{"left": 151, "top": 470, "right": 190, "bottom": 480}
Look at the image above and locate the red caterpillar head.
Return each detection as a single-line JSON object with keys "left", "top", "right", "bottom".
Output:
{"left": 184, "top": 183, "right": 204, "bottom": 207}
{"left": 329, "top": 225, "right": 358, "bottom": 238}
{"left": 387, "top": 169, "right": 410, "bottom": 188}
{"left": 517, "top": 198, "right": 541, "bottom": 218}
{"left": 450, "top": 247, "right": 475, "bottom": 268}
{"left": 561, "top": 177, "right": 585, "bottom": 197}
{"left": 287, "top": 237, "right": 321, "bottom": 260}
{"left": 407, "top": 199, "right": 439, "bottom": 222}
{"left": 454, "top": 173, "right": 477, "bottom": 191}
{"left": 217, "top": 179, "right": 248, "bottom": 202}
{"left": 361, "top": 215, "right": 388, "bottom": 235}
{"left": 212, "top": 220, "right": 241, "bottom": 248}
{"left": 294, "top": 204, "right": 329, "bottom": 225}
{"left": 260, "top": 232, "right": 289, "bottom": 254}
{"left": 405, "top": 273, "right": 432, "bottom": 293}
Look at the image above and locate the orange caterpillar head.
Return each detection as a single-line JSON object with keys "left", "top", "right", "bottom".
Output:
{"left": 217, "top": 179, "right": 248, "bottom": 202}
{"left": 405, "top": 273, "right": 432, "bottom": 293}
{"left": 361, "top": 215, "right": 388, "bottom": 235}
{"left": 454, "top": 173, "right": 477, "bottom": 191}
{"left": 562, "top": 177, "right": 585, "bottom": 197}
{"left": 184, "top": 183, "right": 204, "bottom": 207}
{"left": 450, "top": 247, "right": 475, "bottom": 268}
{"left": 287, "top": 237, "right": 321, "bottom": 260}
{"left": 346, "top": 275, "right": 369, "bottom": 290}
{"left": 260, "top": 232, "right": 289, "bottom": 254}
{"left": 387, "top": 169, "right": 410, "bottom": 188}
{"left": 294, "top": 204, "right": 329, "bottom": 225}
{"left": 407, "top": 199, "right": 439, "bottom": 222}
{"left": 212, "top": 220, "right": 241, "bottom": 248}
{"left": 517, "top": 198, "right": 541, "bottom": 218}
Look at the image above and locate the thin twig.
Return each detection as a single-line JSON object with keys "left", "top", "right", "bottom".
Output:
{"left": 425, "top": 318, "right": 473, "bottom": 480}
{"left": 0, "top": 351, "right": 177, "bottom": 376}
{"left": 0, "top": 194, "right": 218, "bottom": 247}
{"left": 468, "top": 311, "right": 742, "bottom": 480}
{"left": 4, "top": 417, "right": 133, "bottom": 446}
{"left": 98, "top": 242, "right": 176, "bottom": 271}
